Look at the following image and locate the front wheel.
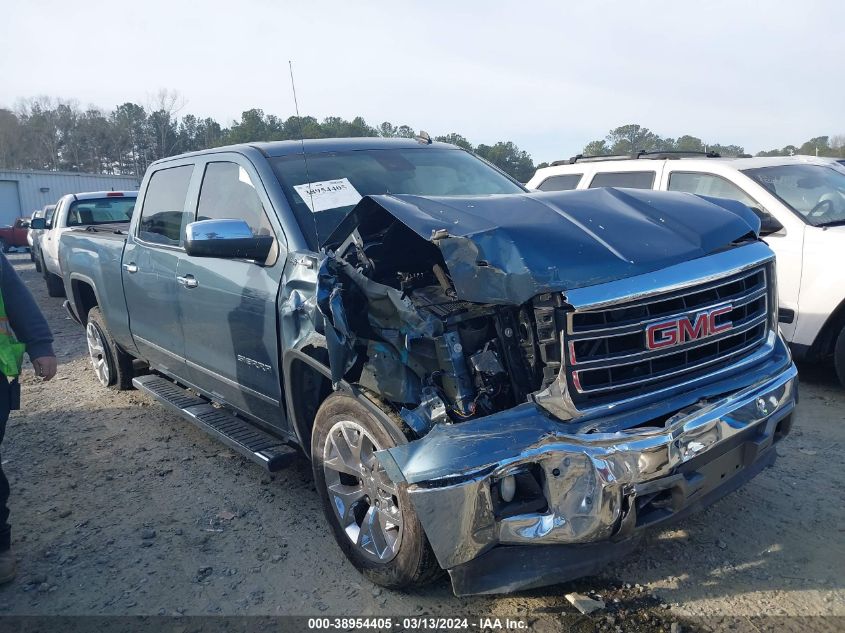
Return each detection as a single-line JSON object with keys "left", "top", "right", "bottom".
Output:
{"left": 311, "top": 393, "right": 441, "bottom": 589}
{"left": 86, "top": 307, "right": 135, "bottom": 390}
{"left": 834, "top": 326, "right": 845, "bottom": 388}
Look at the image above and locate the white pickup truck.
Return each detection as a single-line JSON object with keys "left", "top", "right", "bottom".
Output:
{"left": 527, "top": 155, "right": 845, "bottom": 385}
{"left": 31, "top": 190, "right": 136, "bottom": 296}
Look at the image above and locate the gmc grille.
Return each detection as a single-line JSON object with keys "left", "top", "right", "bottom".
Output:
{"left": 534, "top": 266, "right": 771, "bottom": 406}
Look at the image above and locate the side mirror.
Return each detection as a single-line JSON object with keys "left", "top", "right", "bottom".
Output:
{"left": 754, "top": 209, "right": 784, "bottom": 236}
{"left": 30, "top": 218, "right": 46, "bottom": 230}
{"left": 759, "top": 211, "right": 783, "bottom": 236}
{"left": 19, "top": 220, "right": 30, "bottom": 229}
{"left": 184, "top": 219, "right": 273, "bottom": 261}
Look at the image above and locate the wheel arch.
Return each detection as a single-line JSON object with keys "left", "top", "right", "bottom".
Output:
{"left": 283, "top": 345, "right": 405, "bottom": 458}
{"left": 68, "top": 273, "right": 101, "bottom": 326}
{"left": 805, "top": 295, "right": 845, "bottom": 362}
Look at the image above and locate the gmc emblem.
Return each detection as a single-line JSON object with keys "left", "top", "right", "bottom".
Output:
{"left": 646, "top": 306, "right": 733, "bottom": 350}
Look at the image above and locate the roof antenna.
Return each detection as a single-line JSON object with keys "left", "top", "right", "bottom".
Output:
{"left": 288, "top": 60, "right": 319, "bottom": 243}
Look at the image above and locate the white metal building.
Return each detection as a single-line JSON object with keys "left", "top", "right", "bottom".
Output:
{"left": 0, "top": 169, "right": 141, "bottom": 225}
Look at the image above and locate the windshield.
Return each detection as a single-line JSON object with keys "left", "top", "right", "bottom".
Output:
{"left": 271, "top": 148, "right": 524, "bottom": 247}
{"left": 742, "top": 164, "right": 845, "bottom": 227}
{"left": 66, "top": 197, "right": 136, "bottom": 227}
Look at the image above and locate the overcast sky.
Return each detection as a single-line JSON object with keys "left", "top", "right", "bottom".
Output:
{"left": 1, "top": 0, "right": 842, "bottom": 163}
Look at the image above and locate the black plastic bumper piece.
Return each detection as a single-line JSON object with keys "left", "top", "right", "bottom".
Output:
{"left": 448, "top": 537, "right": 642, "bottom": 596}
{"left": 447, "top": 441, "right": 778, "bottom": 596}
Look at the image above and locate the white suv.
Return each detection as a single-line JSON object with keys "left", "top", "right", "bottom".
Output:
{"left": 527, "top": 154, "right": 845, "bottom": 385}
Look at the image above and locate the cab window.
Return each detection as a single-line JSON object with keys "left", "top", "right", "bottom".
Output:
{"left": 196, "top": 162, "right": 273, "bottom": 236}
{"left": 668, "top": 172, "right": 758, "bottom": 208}
{"left": 537, "top": 174, "right": 582, "bottom": 191}
{"left": 589, "top": 171, "right": 655, "bottom": 189}
{"left": 138, "top": 165, "right": 194, "bottom": 246}
{"left": 195, "top": 161, "right": 278, "bottom": 264}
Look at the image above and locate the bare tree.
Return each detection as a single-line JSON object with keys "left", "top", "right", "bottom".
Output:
{"left": 146, "top": 89, "right": 187, "bottom": 160}
{"left": 16, "top": 96, "right": 62, "bottom": 169}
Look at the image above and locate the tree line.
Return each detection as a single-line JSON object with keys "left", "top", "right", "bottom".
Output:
{"left": 0, "top": 93, "right": 535, "bottom": 181}
{"left": 559, "top": 123, "right": 845, "bottom": 165}
{"left": 0, "top": 95, "right": 841, "bottom": 183}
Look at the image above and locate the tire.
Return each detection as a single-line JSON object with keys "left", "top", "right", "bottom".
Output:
{"left": 0, "top": 239, "right": 7, "bottom": 253}
{"left": 311, "top": 393, "right": 441, "bottom": 589}
{"left": 44, "top": 271, "right": 65, "bottom": 297}
{"left": 40, "top": 254, "right": 65, "bottom": 297}
{"left": 86, "top": 306, "right": 135, "bottom": 390}
{"left": 835, "top": 326, "right": 845, "bottom": 388}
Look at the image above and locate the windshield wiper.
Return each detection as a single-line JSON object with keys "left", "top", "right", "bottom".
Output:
{"left": 815, "top": 219, "right": 845, "bottom": 228}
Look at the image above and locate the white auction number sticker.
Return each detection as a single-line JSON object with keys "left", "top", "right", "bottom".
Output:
{"left": 293, "top": 178, "right": 363, "bottom": 213}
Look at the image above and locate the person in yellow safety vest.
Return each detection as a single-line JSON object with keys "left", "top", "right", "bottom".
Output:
{"left": 0, "top": 252, "right": 56, "bottom": 585}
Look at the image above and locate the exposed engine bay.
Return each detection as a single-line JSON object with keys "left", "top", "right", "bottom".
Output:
{"left": 317, "top": 215, "right": 551, "bottom": 434}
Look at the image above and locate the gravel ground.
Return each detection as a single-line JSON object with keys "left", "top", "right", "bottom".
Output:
{"left": 0, "top": 251, "right": 843, "bottom": 631}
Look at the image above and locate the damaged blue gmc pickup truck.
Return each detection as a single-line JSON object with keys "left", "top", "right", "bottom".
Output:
{"left": 59, "top": 138, "right": 797, "bottom": 595}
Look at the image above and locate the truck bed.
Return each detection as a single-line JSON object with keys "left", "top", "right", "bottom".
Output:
{"left": 59, "top": 225, "right": 132, "bottom": 347}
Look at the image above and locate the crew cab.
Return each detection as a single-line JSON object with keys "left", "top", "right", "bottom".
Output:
{"left": 60, "top": 138, "right": 797, "bottom": 596}
{"left": 0, "top": 217, "right": 31, "bottom": 252}
{"left": 30, "top": 190, "right": 136, "bottom": 296}
{"left": 528, "top": 153, "right": 845, "bottom": 385}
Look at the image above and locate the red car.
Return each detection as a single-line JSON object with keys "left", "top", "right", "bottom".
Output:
{"left": 0, "top": 217, "right": 30, "bottom": 252}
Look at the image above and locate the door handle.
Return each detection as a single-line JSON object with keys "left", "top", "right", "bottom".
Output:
{"left": 123, "top": 262, "right": 138, "bottom": 273}
{"left": 176, "top": 274, "right": 198, "bottom": 289}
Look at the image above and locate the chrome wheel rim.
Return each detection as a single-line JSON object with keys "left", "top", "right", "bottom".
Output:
{"left": 86, "top": 322, "right": 110, "bottom": 386}
{"left": 322, "top": 420, "right": 403, "bottom": 563}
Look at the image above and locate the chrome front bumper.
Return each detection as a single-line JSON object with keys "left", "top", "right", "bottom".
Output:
{"left": 378, "top": 339, "right": 797, "bottom": 594}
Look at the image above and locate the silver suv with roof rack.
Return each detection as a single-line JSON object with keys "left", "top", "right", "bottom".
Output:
{"left": 527, "top": 153, "right": 845, "bottom": 386}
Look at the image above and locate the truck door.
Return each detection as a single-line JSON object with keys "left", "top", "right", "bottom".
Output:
{"left": 122, "top": 163, "right": 196, "bottom": 376}
{"left": 177, "top": 158, "right": 285, "bottom": 426}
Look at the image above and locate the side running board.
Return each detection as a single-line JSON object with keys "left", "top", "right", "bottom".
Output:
{"left": 133, "top": 374, "right": 298, "bottom": 472}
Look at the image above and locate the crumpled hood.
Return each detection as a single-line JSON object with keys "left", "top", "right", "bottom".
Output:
{"left": 325, "top": 187, "right": 761, "bottom": 305}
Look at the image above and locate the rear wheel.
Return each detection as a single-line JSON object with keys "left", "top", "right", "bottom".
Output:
{"left": 834, "top": 326, "right": 845, "bottom": 388}
{"left": 311, "top": 393, "right": 440, "bottom": 589}
{"left": 41, "top": 254, "right": 64, "bottom": 297}
{"left": 0, "top": 239, "right": 8, "bottom": 253}
{"left": 86, "top": 307, "right": 134, "bottom": 390}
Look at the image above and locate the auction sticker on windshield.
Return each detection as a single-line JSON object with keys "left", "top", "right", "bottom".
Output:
{"left": 294, "top": 178, "right": 363, "bottom": 213}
